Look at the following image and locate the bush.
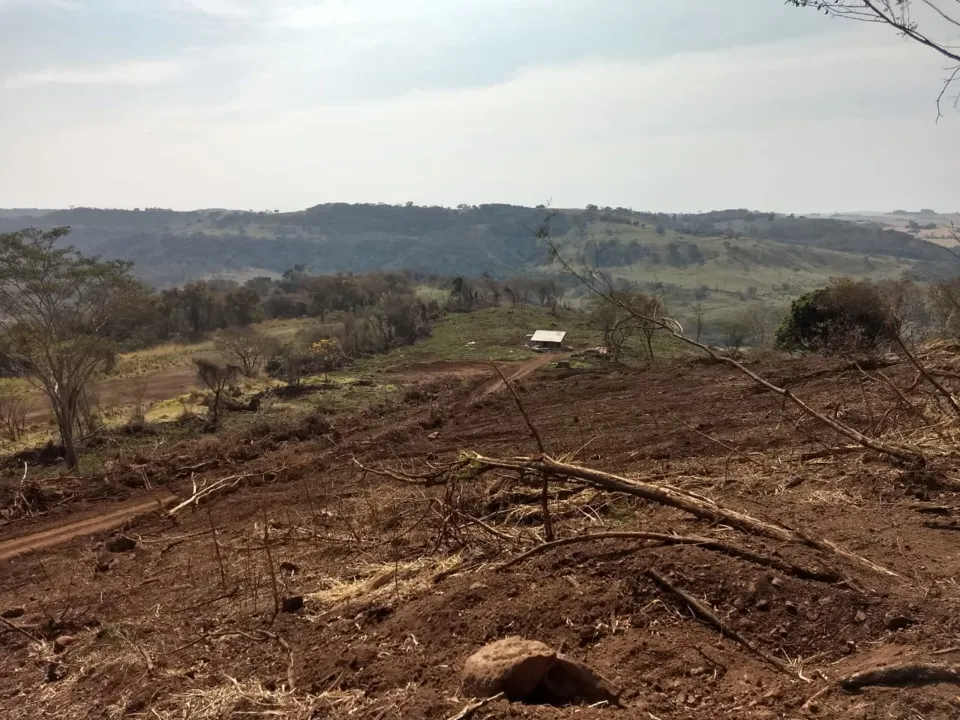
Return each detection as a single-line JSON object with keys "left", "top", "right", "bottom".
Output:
{"left": 774, "top": 279, "right": 894, "bottom": 355}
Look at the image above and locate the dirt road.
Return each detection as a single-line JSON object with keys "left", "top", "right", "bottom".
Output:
{"left": 0, "top": 492, "right": 175, "bottom": 562}
{"left": 0, "top": 354, "right": 560, "bottom": 562}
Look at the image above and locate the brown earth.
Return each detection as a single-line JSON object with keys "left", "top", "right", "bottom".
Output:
{"left": 23, "top": 366, "right": 203, "bottom": 423}
{"left": 2, "top": 353, "right": 960, "bottom": 719}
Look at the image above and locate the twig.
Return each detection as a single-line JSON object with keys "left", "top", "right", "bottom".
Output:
{"left": 497, "top": 531, "right": 841, "bottom": 581}
{"left": 207, "top": 508, "right": 227, "bottom": 589}
{"left": 491, "top": 362, "right": 544, "bottom": 453}
{"left": 839, "top": 663, "right": 960, "bottom": 690}
{"left": 669, "top": 412, "right": 768, "bottom": 469}
{"left": 492, "top": 362, "right": 553, "bottom": 541}
{"left": 893, "top": 333, "right": 960, "bottom": 419}
{"left": 261, "top": 507, "right": 281, "bottom": 618}
{"left": 0, "top": 615, "right": 42, "bottom": 644}
{"left": 445, "top": 693, "right": 505, "bottom": 720}
{"left": 647, "top": 568, "right": 788, "bottom": 673}
{"left": 932, "top": 646, "right": 960, "bottom": 656}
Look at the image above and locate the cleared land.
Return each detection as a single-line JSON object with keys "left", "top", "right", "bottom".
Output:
{"left": 2, "top": 342, "right": 960, "bottom": 718}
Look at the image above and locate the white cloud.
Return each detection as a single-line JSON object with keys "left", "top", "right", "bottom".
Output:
{"left": 1, "top": 13, "right": 957, "bottom": 212}
{"left": 1, "top": 59, "right": 183, "bottom": 90}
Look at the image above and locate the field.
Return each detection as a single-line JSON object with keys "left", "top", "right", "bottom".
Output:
{"left": 2, "top": 320, "right": 960, "bottom": 719}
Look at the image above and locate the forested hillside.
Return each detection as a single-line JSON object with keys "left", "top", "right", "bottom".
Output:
{"left": 0, "top": 204, "right": 952, "bottom": 291}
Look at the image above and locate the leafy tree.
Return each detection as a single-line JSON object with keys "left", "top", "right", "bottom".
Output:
{"left": 774, "top": 279, "right": 894, "bottom": 355}
{"left": 0, "top": 227, "right": 138, "bottom": 470}
{"left": 310, "top": 338, "right": 343, "bottom": 381}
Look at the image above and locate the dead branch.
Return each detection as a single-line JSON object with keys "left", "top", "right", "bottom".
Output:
{"left": 647, "top": 568, "right": 789, "bottom": 673}
{"left": 839, "top": 663, "right": 960, "bottom": 691}
{"left": 465, "top": 452, "right": 896, "bottom": 578}
{"left": 166, "top": 473, "right": 257, "bottom": 515}
{"left": 497, "top": 531, "right": 841, "bottom": 582}
{"left": 798, "top": 446, "right": 863, "bottom": 461}
{"left": 491, "top": 361, "right": 544, "bottom": 453}
{"left": 668, "top": 412, "right": 769, "bottom": 469}
{"left": 446, "top": 692, "right": 505, "bottom": 720}
{"left": 544, "top": 235, "right": 924, "bottom": 465}
{"left": 0, "top": 615, "right": 42, "bottom": 644}
{"left": 492, "top": 361, "right": 553, "bottom": 541}
{"left": 892, "top": 333, "right": 960, "bottom": 419}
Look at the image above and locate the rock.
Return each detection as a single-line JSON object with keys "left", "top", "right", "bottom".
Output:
{"left": 784, "top": 601, "right": 799, "bottom": 614}
{"left": 106, "top": 536, "right": 137, "bottom": 553}
{"left": 461, "top": 637, "right": 621, "bottom": 706}
{"left": 54, "top": 635, "right": 77, "bottom": 653}
{"left": 755, "top": 599, "right": 771, "bottom": 612}
{"left": 770, "top": 577, "right": 784, "bottom": 588}
{"left": 1, "top": 607, "right": 25, "bottom": 619}
{"left": 854, "top": 610, "right": 867, "bottom": 623}
{"left": 281, "top": 596, "right": 304, "bottom": 613}
{"left": 427, "top": 431, "right": 440, "bottom": 440}
{"left": 884, "top": 614, "right": 915, "bottom": 631}
{"left": 462, "top": 637, "right": 557, "bottom": 701}
{"left": 543, "top": 654, "right": 622, "bottom": 706}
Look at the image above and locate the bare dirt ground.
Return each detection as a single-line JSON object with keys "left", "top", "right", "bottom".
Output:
{"left": 2, "top": 353, "right": 960, "bottom": 719}
{"left": 24, "top": 367, "right": 203, "bottom": 423}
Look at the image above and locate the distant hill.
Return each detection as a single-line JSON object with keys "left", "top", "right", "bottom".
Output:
{"left": 0, "top": 205, "right": 954, "bottom": 299}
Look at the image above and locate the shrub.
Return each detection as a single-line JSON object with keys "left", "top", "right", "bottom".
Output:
{"left": 774, "top": 279, "right": 894, "bottom": 355}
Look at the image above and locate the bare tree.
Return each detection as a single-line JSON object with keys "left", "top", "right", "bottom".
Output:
{"left": 690, "top": 302, "right": 707, "bottom": 343}
{"left": 789, "top": 0, "right": 960, "bottom": 117}
{"left": 215, "top": 327, "right": 274, "bottom": 378}
{"left": 0, "top": 380, "right": 28, "bottom": 443}
{"left": 194, "top": 359, "right": 240, "bottom": 427}
{"left": 0, "top": 227, "right": 139, "bottom": 470}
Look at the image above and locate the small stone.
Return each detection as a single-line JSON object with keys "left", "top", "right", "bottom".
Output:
{"left": 854, "top": 610, "right": 867, "bottom": 623}
{"left": 54, "top": 635, "right": 77, "bottom": 653}
{"left": 755, "top": 599, "right": 771, "bottom": 611}
{"left": 106, "top": 536, "right": 136, "bottom": 553}
{"left": 281, "top": 596, "right": 304, "bottom": 613}
{"left": 427, "top": 431, "right": 440, "bottom": 440}
{"left": 784, "top": 601, "right": 799, "bottom": 614}
{"left": 1, "top": 608, "right": 25, "bottom": 619}
{"left": 770, "top": 578, "right": 784, "bottom": 588}
{"left": 884, "top": 614, "right": 915, "bottom": 631}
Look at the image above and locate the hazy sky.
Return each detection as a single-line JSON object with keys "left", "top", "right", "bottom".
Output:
{"left": 1, "top": 0, "right": 958, "bottom": 213}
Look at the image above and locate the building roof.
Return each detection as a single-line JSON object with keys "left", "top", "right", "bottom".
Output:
{"left": 530, "top": 330, "right": 567, "bottom": 344}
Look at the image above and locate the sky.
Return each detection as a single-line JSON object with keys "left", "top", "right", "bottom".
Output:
{"left": 1, "top": 0, "right": 958, "bottom": 214}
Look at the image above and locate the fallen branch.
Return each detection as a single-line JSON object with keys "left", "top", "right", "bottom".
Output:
{"left": 646, "top": 568, "right": 789, "bottom": 673}
{"left": 0, "top": 615, "right": 42, "bottom": 644}
{"left": 543, "top": 235, "right": 925, "bottom": 466}
{"left": 839, "top": 663, "right": 960, "bottom": 691}
{"left": 497, "top": 531, "right": 841, "bottom": 582}
{"left": 166, "top": 473, "right": 257, "bottom": 516}
{"left": 893, "top": 333, "right": 960, "bottom": 419}
{"left": 446, "top": 692, "right": 505, "bottom": 720}
{"left": 465, "top": 453, "right": 896, "bottom": 578}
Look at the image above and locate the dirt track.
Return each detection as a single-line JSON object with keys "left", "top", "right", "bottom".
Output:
{"left": 0, "top": 354, "right": 557, "bottom": 562}
{"left": 0, "top": 492, "right": 175, "bottom": 561}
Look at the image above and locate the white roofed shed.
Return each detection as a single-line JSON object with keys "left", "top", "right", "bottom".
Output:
{"left": 529, "top": 330, "right": 567, "bottom": 349}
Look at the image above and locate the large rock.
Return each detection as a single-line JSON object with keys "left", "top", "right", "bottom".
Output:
{"left": 462, "top": 637, "right": 557, "bottom": 701}
{"left": 461, "top": 637, "right": 622, "bottom": 706}
{"left": 542, "top": 654, "right": 621, "bottom": 706}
